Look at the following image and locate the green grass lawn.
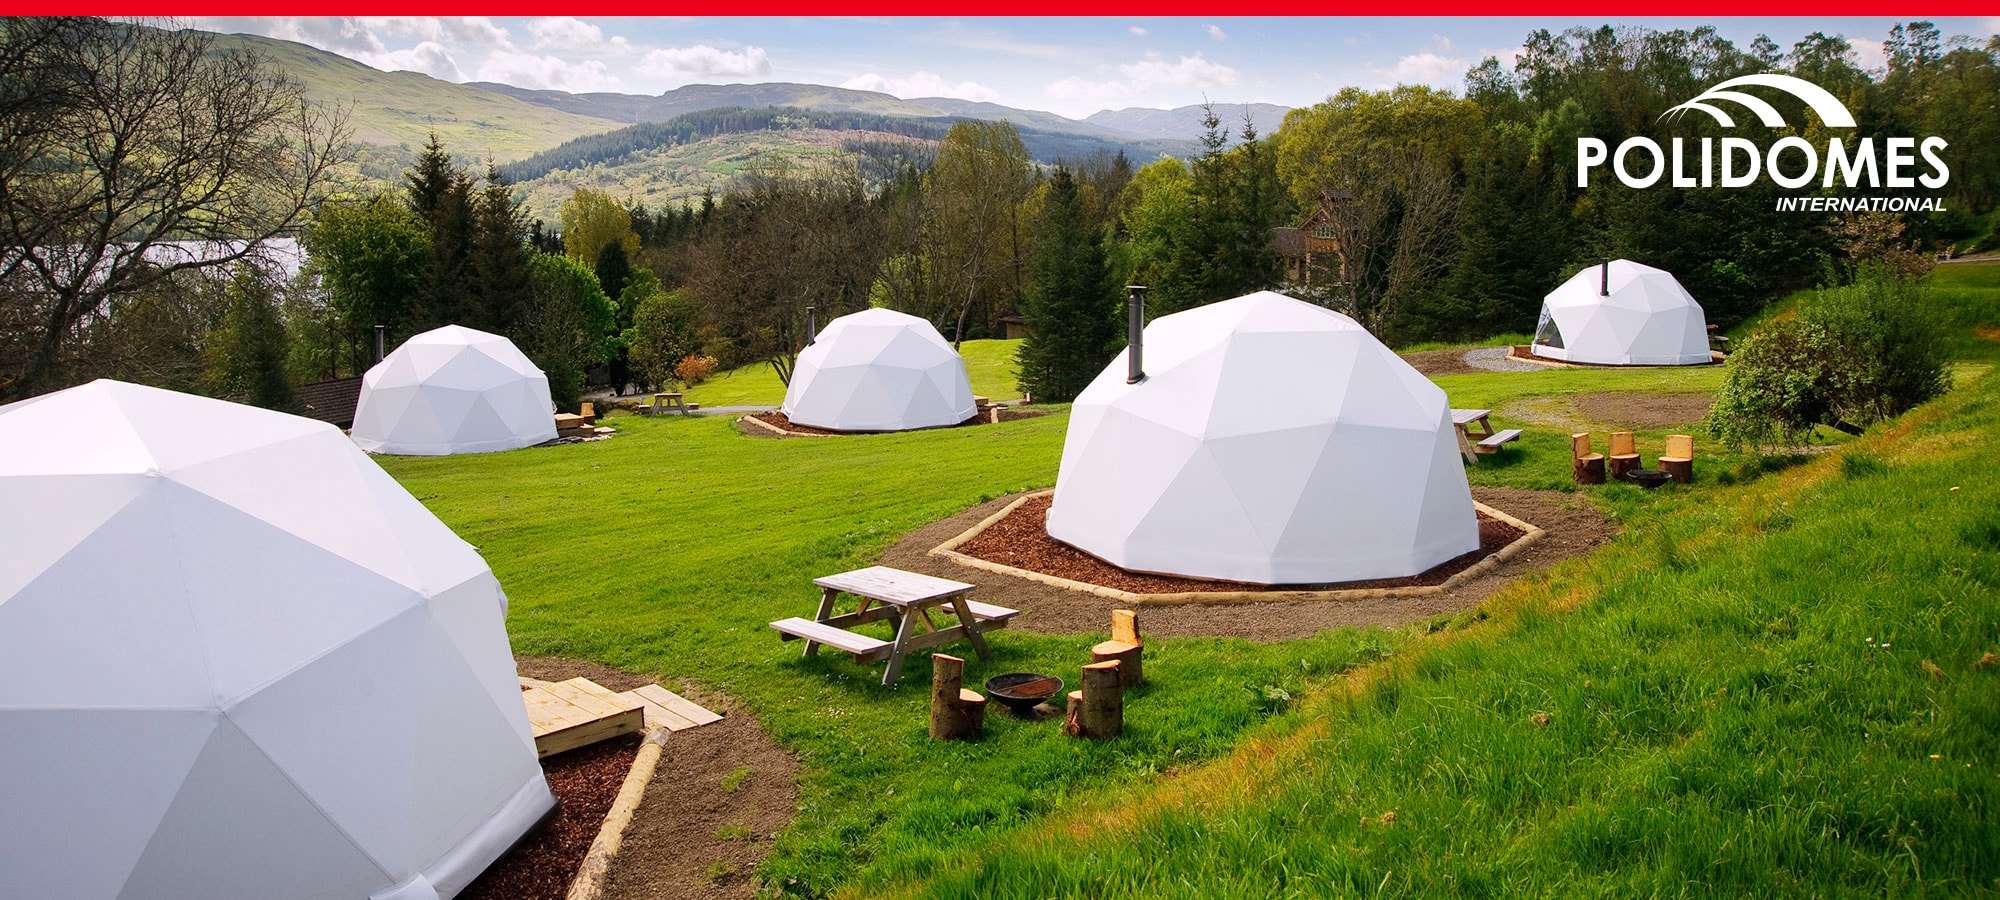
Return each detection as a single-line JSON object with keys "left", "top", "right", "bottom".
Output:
{"left": 680, "top": 338, "right": 1025, "bottom": 408}
{"left": 379, "top": 264, "right": 2000, "bottom": 897}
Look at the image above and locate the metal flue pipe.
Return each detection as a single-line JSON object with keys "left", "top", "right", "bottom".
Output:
{"left": 805, "top": 306, "right": 817, "bottom": 346}
{"left": 1126, "top": 285, "right": 1148, "bottom": 384}
{"left": 1599, "top": 259, "right": 1610, "bottom": 297}
{"left": 374, "top": 324, "right": 385, "bottom": 363}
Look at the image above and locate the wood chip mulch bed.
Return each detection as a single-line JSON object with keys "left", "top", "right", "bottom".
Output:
{"left": 744, "top": 407, "right": 1041, "bottom": 437}
{"left": 953, "top": 492, "right": 1525, "bottom": 595}
{"left": 458, "top": 734, "right": 643, "bottom": 900}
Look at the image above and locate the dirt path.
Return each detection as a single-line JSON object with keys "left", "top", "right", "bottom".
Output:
{"left": 878, "top": 486, "right": 1616, "bottom": 642}
{"left": 515, "top": 656, "right": 800, "bottom": 900}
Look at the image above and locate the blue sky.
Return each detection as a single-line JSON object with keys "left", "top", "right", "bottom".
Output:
{"left": 195, "top": 16, "right": 2000, "bottom": 120}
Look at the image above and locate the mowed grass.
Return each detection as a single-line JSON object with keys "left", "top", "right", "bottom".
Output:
{"left": 681, "top": 338, "right": 1024, "bottom": 408}
{"left": 380, "top": 263, "right": 2000, "bottom": 897}
{"left": 377, "top": 409, "right": 1399, "bottom": 895}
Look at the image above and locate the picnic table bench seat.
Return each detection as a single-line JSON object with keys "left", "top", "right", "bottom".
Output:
{"left": 1476, "top": 428, "right": 1522, "bottom": 450}
{"left": 769, "top": 617, "right": 893, "bottom": 661}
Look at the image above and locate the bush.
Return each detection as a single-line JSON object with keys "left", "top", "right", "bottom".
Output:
{"left": 674, "top": 354, "right": 719, "bottom": 385}
{"left": 1707, "top": 273, "right": 1950, "bottom": 448}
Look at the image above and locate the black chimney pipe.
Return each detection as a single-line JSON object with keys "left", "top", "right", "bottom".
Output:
{"left": 805, "top": 306, "right": 816, "bottom": 346}
{"left": 1600, "top": 259, "right": 1610, "bottom": 297}
{"left": 1126, "top": 285, "right": 1148, "bottom": 384}
{"left": 374, "top": 324, "right": 385, "bottom": 363}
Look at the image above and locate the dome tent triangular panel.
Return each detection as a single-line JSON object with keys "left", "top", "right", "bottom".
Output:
{"left": 352, "top": 325, "right": 558, "bottom": 455}
{"left": 781, "top": 308, "right": 977, "bottom": 432}
{"left": 1531, "top": 260, "right": 1711, "bottom": 366}
{"left": 1046, "top": 291, "right": 1480, "bottom": 585}
{"left": 0, "top": 380, "right": 554, "bottom": 900}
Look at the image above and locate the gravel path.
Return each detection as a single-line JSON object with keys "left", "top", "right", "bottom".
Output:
{"left": 1463, "top": 346, "right": 1547, "bottom": 373}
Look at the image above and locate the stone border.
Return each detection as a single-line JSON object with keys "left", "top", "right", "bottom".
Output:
{"left": 928, "top": 490, "right": 1545, "bottom": 606}
{"left": 564, "top": 727, "right": 669, "bottom": 900}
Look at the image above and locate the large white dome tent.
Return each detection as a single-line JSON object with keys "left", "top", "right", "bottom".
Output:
{"left": 352, "top": 325, "right": 558, "bottom": 455}
{"left": 1045, "top": 291, "right": 1481, "bottom": 585}
{"left": 0, "top": 380, "right": 554, "bottom": 900}
{"left": 1531, "top": 259, "right": 1712, "bottom": 366}
{"left": 780, "top": 307, "right": 977, "bottom": 432}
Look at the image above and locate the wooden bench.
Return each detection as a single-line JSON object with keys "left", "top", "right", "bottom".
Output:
{"left": 1474, "top": 428, "right": 1522, "bottom": 453}
{"left": 942, "top": 598, "right": 1020, "bottom": 625}
{"left": 769, "top": 617, "right": 894, "bottom": 662}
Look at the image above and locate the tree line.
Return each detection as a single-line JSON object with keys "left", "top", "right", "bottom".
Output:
{"left": 6, "top": 18, "right": 1994, "bottom": 410}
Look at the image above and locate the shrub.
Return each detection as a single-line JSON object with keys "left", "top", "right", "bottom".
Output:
{"left": 674, "top": 354, "right": 719, "bottom": 385}
{"left": 1707, "top": 273, "right": 1949, "bottom": 448}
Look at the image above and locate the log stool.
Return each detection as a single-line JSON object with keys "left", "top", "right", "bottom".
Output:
{"left": 1089, "top": 609, "right": 1143, "bottom": 689}
{"left": 1572, "top": 433, "right": 1606, "bottom": 485}
{"left": 1064, "top": 660, "right": 1124, "bottom": 740}
{"left": 928, "top": 654, "right": 987, "bottom": 741}
{"left": 1606, "top": 431, "right": 1640, "bottom": 481}
{"left": 1659, "top": 434, "right": 1694, "bottom": 483}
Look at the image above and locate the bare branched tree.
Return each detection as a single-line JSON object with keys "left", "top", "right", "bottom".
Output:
{"left": 0, "top": 17, "right": 352, "bottom": 401}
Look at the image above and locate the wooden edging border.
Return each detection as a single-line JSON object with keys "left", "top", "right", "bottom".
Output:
{"left": 737, "top": 414, "right": 838, "bottom": 438}
{"left": 928, "top": 490, "right": 1545, "bottom": 607}
{"left": 564, "top": 727, "right": 671, "bottom": 900}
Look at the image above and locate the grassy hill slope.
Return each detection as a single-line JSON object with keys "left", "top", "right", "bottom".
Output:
{"left": 887, "top": 265, "right": 2000, "bottom": 899}
{"left": 214, "top": 33, "right": 623, "bottom": 173}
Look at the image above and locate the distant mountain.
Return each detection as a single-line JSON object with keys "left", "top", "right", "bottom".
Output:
{"left": 1086, "top": 103, "right": 1293, "bottom": 142}
{"left": 466, "top": 81, "right": 935, "bottom": 123}
{"left": 214, "top": 33, "right": 622, "bottom": 168}
{"left": 467, "top": 81, "right": 1206, "bottom": 148}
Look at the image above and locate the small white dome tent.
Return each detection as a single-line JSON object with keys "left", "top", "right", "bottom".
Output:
{"left": 1046, "top": 291, "right": 1480, "bottom": 585}
{"left": 780, "top": 308, "right": 977, "bottom": 432}
{"left": 1531, "top": 260, "right": 1711, "bottom": 366}
{"left": 352, "top": 325, "right": 557, "bottom": 455}
{"left": 0, "top": 381, "right": 554, "bottom": 900}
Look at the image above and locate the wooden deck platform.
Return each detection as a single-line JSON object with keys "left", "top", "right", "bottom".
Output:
{"left": 520, "top": 675, "right": 721, "bottom": 757}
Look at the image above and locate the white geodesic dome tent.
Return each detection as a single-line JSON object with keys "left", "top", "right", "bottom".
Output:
{"left": 1046, "top": 291, "right": 1480, "bottom": 585}
{"left": 0, "top": 381, "right": 554, "bottom": 900}
{"left": 352, "top": 325, "right": 557, "bottom": 455}
{"left": 780, "top": 308, "right": 977, "bottom": 432}
{"left": 1531, "top": 260, "right": 1711, "bottom": 366}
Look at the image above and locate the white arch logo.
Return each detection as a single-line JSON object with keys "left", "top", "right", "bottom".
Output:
{"left": 1579, "top": 73, "right": 1948, "bottom": 200}
{"left": 1661, "top": 73, "right": 1857, "bottom": 129}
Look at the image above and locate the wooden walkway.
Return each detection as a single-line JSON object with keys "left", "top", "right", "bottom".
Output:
{"left": 520, "top": 676, "right": 722, "bottom": 757}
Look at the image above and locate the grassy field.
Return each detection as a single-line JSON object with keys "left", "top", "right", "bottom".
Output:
{"left": 681, "top": 338, "right": 1025, "bottom": 408}
{"left": 378, "top": 263, "right": 2000, "bottom": 897}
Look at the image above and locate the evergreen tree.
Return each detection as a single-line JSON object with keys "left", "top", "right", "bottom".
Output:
{"left": 594, "top": 240, "right": 633, "bottom": 317}
{"left": 1018, "top": 167, "right": 1121, "bottom": 402}
{"left": 468, "top": 164, "right": 533, "bottom": 335}
{"left": 405, "top": 133, "right": 457, "bottom": 223}
{"left": 206, "top": 265, "right": 295, "bottom": 411}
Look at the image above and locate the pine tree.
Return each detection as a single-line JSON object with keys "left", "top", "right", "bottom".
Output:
{"left": 1018, "top": 167, "right": 1121, "bottom": 402}
{"left": 405, "top": 133, "right": 457, "bottom": 223}
{"left": 468, "top": 164, "right": 533, "bottom": 335}
{"left": 594, "top": 240, "right": 633, "bottom": 318}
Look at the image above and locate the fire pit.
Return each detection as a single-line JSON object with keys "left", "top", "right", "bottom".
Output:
{"left": 984, "top": 673, "right": 1064, "bottom": 716}
{"left": 1621, "top": 468, "right": 1673, "bottom": 489}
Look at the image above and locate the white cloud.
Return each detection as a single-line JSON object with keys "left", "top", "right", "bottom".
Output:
{"left": 524, "top": 16, "right": 632, "bottom": 55}
{"left": 1850, "top": 37, "right": 1888, "bottom": 72}
{"left": 362, "top": 17, "right": 512, "bottom": 50}
{"left": 1372, "top": 51, "right": 1468, "bottom": 86}
{"left": 1478, "top": 46, "right": 1524, "bottom": 69}
{"left": 359, "top": 41, "right": 466, "bottom": 81}
{"left": 636, "top": 44, "right": 773, "bottom": 79}
{"left": 842, "top": 71, "right": 998, "bottom": 102}
{"left": 1434, "top": 35, "right": 1456, "bottom": 54}
{"left": 476, "top": 51, "right": 621, "bottom": 92}
{"left": 1129, "top": 26, "right": 1148, "bottom": 36}
{"left": 1120, "top": 52, "right": 1240, "bottom": 88}
{"left": 1205, "top": 24, "right": 1229, "bottom": 42}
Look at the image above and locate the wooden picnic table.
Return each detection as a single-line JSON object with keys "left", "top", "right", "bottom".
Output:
{"left": 647, "top": 392, "right": 692, "bottom": 415}
{"left": 1451, "top": 408, "right": 1521, "bottom": 464}
{"left": 769, "top": 565, "right": 1018, "bottom": 687}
